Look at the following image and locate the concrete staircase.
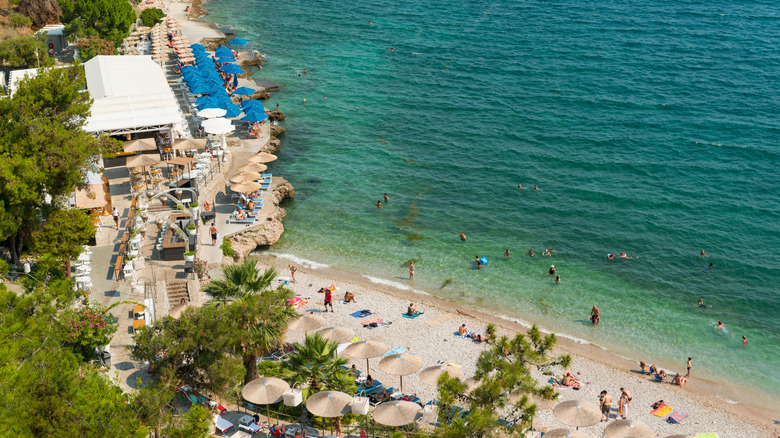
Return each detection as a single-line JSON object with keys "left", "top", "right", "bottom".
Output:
{"left": 166, "top": 280, "right": 189, "bottom": 306}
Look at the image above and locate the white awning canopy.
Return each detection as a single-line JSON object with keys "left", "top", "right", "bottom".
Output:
{"left": 83, "top": 56, "right": 182, "bottom": 134}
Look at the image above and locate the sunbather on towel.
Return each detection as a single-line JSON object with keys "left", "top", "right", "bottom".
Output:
{"left": 407, "top": 303, "right": 419, "bottom": 316}
{"left": 672, "top": 372, "right": 687, "bottom": 388}
{"left": 235, "top": 210, "right": 247, "bottom": 221}
{"left": 469, "top": 333, "right": 485, "bottom": 343}
{"left": 370, "top": 389, "right": 394, "bottom": 404}
{"left": 458, "top": 324, "right": 467, "bottom": 336}
{"left": 562, "top": 372, "right": 579, "bottom": 386}
{"left": 364, "top": 375, "right": 377, "bottom": 388}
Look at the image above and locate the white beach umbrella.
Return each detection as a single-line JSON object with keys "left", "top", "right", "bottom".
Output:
{"left": 242, "top": 377, "right": 290, "bottom": 424}
{"left": 198, "top": 108, "right": 227, "bottom": 119}
{"left": 239, "top": 163, "right": 268, "bottom": 173}
{"left": 305, "top": 391, "right": 352, "bottom": 418}
{"left": 201, "top": 117, "right": 235, "bottom": 151}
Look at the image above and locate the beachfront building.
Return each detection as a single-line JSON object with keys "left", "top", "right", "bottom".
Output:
{"left": 83, "top": 55, "right": 184, "bottom": 139}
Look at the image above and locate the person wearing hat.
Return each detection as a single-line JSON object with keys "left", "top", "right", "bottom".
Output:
{"left": 548, "top": 265, "right": 556, "bottom": 276}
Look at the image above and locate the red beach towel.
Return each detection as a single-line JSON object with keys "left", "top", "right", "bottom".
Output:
{"left": 650, "top": 403, "right": 673, "bottom": 417}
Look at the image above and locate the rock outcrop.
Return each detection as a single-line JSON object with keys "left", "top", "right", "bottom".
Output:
{"left": 263, "top": 137, "right": 281, "bottom": 154}
{"left": 267, "top": 110, "right": 286, "bottom": 122}
{"left": 18, "top": 0, "right": 61, "bottom": 27}
{"left": 226, "top": 179, "right": 295, "bottom": 262}
{"left": 250, "top": 89, "right": 271, "bottom": 100}
{"left": 270, "top": 124, "right": 286, "bottom": 137}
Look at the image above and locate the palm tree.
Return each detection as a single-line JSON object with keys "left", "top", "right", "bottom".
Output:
{"left": 202, "top": 259, "right": 296, "bottom": 384}
{"left": 285, "top": 333, "right": 355, "bottom": 394}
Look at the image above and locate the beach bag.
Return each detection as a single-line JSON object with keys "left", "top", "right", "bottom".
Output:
{"left": 666, "top": 416, "right": 679, "bottom": 424}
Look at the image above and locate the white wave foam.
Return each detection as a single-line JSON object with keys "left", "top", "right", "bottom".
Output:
{"left": 364, "top": 276, "right": 411, "bottom": 291}
{"left": 716, "top": 395, "right": 740, "bottom": 404}
{"left": 263, "top": 253, "right": 330, "bottom": 269}
{"left": 494, "top": 313, "right": 591, "bottom": 345}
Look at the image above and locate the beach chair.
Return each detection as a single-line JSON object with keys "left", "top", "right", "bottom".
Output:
{"left": 229, "top": 216, "right": 255, "bottom": 224}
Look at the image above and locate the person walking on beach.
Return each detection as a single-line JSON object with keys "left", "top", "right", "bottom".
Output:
{"left": 618, "top": 388, "right": 631, "bottom": 419}
{"left": 408, "top": 262, "right": 415, "bottom": 280}
{"left": 459, "top": 232, "right": 467, "bottom": 241}
{"left": 504, "top": 249, "right": 512, "bottom": 260}
{"left": 209, "top": 223, "right": 218, "bottom": 246}
{"left": 591, "top": 305, "right": 600, "bottom": 324}
{"left": 599, "top": 390, "right": 612, "bottom": 421}
{"left": 324, "top": 288, "right": 333, "bottom": 312}
{"left": 112, "top": 207, "right": 120, "bottom": 230}
{"left": 685, "top": 357, "right": 692, "bottom": 378}
{"left": 288, "top": 264, "right": 298, "bottom": 283}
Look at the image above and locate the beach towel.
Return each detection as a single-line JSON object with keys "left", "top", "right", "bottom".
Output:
{"left": 351, "top": 310, "right": 373, "bottom": 318}
{"left": 366, "top": 322, "right": 392, "bottom": 329}
{"left": 453, "top": 331, "right": 473, "bottom": 339}
{"left": 694, "top": 434, "right": 719, "bottom": 438}
{"left": 288, "top": 298, "right": 308, "bottom": 309}
{"left": 361, "top": 318, "right": 383, "bottom": 326}
{"left": 383, "top": 347, "right": 406, "bottom": 357}
{"left": 446, "top": 362, "right": 461, "bottom": 368}
{"left": 402, "top": 312, "right": 424, "bottom": 319}
{"left": 650, "top": 403, "right": 673, "bottom": 417}
{"left": 666, "top": 409, "right": 689, "bottom": 424}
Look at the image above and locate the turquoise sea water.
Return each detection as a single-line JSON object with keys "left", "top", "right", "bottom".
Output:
{"left": 203, "top": 0, "right": 780, "bottom": 403}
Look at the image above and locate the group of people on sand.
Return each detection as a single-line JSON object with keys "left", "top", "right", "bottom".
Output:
{"left": 598, "top": 387, "right": 632, "bottom": 421}
{"left": 458, "top": 323, "right": 487, "bottom": 343}
{"left": 639, "top": 360, "right": 688, "bottom": 388}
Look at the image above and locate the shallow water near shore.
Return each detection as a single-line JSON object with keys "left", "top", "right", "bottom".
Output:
{"left": 204, "top": 0, "right": 780, "bottom": 406}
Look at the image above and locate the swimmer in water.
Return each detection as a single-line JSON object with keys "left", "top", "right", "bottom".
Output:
{"left": 620, "top": 252, "right": 634, "bottom": 259}
{"left": 383, "top": 193, "right": 389, "bottom": 201}
{"left": 543, "top": 248, "right": 555, "bottom": 256}
{"left": 527, "top": 248, "right": 535, "bottom": 257}
{"left": 517, "top": 184, "right": 524, "bottom": 189}
{"left": 704, "top": 262, "right": 713, "bottom": 271}
{"left": 368, "top": 20, "right": 372, "bottom": 25}
{"left": 700, "top": 250, "right": 708, "bottom": 257}
{"left": 717, "top": 320, "right": 724, "bottom": 332}
{"left": 555, "top": 275, "right": 561, "bottom": 284}
{"left": 475, "top": 255, "right": 483, "bottom": 269}
{"left": 742, "top": 335, "right": 747, "bottom": 345}
{"left": 390, "top": 47, "right": 394, "bottom": 52}
{"left": 459, "top": 232, "right": 467, "bottom": 241}
{"left": 548, "top": 265, "right": 556, "bottom": 276}
{"left": 533, "top": 185, "right": 539, "bottom": 190}
{"left": 607, "top": 253, "right": 615, "bottom": 260}
{"left": 698, "top": 298, "right": 707, "bottom": 309}
{"left": 376, "top": 200, "right": 382, "bottom": 208}
{"left": 504, "top": 249, "right": 512, "bottom": 260}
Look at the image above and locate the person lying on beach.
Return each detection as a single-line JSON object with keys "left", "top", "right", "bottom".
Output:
{"left": 364, "top": 375, "right": 376, "bottom": 388}
{"left": 247, "top": 200, "right": 256, "bottom": 210}
{"left": 655, "top": 370, "right": 668, "bottom": 382}
{"left": 672, "top": 373, "right": 687, "bottom": 387}
{"left": 562, "top": 372, "right": 579, "bottom": 386}
{"left": 458, "top": 324, "right": 467, "bottom": 336}
{"left": 649, "top": 364, "right": 659, "bottom": 375}
{"left": 235, "top": 210, "right": 248, "bottom": 221}
{"left": 639, "top": 361, "right": 652, "bottom": 374}
{"left": 370, "top": 389, "right": 394, "bottom": 404}
{"left": 407, "top": 303, "right": 419, "bottom": 316}
{"left": 469, "top": 333, "right": 485, "bottom": 343}
{"left": 344, "top": 292, "right": 357, "bottom": 303}
{"left": 350, "top": 364, "right": 360, "bottom": 377}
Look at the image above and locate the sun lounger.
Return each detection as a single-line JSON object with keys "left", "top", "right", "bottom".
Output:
{"left": 402, "top": 312, "right": 424, "bottom": 319}
{"left": 382, "top": 347, "right": 406, "bottom": 357}
{"left": 215, "top": 415, "right": 235, "bottom": 435}
{"left": 229, "top": 217, "right": 255, "bottom": 224}
{"left": 239, "top": 422, "right": 264, "bottom": 435}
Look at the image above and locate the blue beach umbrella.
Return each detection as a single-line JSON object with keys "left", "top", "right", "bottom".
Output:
{"left": 190, "top": 43, "right": 205, "bottom": 51}
{"left": 216, "top": 56, "right": 235, "bottom": 64}
{"left": 215, "top": 46, "right": 232, "bottom": 55}
{"left": 232, "top": 86, "right": 255, "bottom": 96}
{"left": 195, "top": 95, "right": 215, "bottom": 105}
{"left": 221, "top": 64, "right": 245, "bottom": 75}
{"left": 188, "top": 84, "right": 211, "bottom": 95}
{"left": 241, "top": 111, "right": 269, "bottom": 123}
{"left": 229, "top": 38, "right": 248, "bottom": 46}
{"left": 241, "top": 100, "right": 265, "bottom": 112}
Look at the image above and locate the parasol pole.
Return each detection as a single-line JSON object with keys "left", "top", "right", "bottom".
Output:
{"left": 366, "top": 358, "right": 370, "bottom": 375}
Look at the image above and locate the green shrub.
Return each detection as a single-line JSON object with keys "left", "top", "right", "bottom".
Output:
{"left": 9, "top": 13, "right": 32, "bottom": 28}
{"left": 220, "top": 238, "right": 236, "bottom": 259}
{"left": 139, "top": 8, "right": 165, "bottom": 27}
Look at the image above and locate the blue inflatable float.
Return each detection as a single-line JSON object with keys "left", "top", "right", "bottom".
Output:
{"left": 479, "top": 257, "right": 489, "bottom": 266}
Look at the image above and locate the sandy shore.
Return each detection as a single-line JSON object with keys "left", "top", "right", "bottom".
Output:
{"left": 249, "top": 254, "right": 778, "bottom": 438}
{"left": 166, "top": 1, "right": 779, "bottom": 436}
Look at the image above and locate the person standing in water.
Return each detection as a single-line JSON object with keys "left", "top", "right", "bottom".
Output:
{"left": 548, "top": 265, "right": 556, "bottom": 276}
{"left": 698, "top": 298, "right": 707, "bottom": 309}
{"left": 383, "top": 193, "right": 389, "bottom": 201}
{"left": 504, "top": 249, "right": 512, "bottom": 260}
{"left": 742, "top": 335, "right": 748, "bottom": 345}
{"left": 704, "top": 262, "right": 713, "bottom": 271}
{"left": 555, "top": 275, "right": 561, "bottom": 284}
{"left": 526, "top": 248, "right": 535, "bottom": 257}
{"left": 408, "top": 261, "right": 415, "bottom": 280}
{"left": 700, "top": 249, "right": 708, "bottom": 257}
{"left": 685, "top": 357, "right": 692, "bottom": 378}
{"left": 376, "top": 200, "right": 382, "bottom": 208}
{"left": 459, "top": 232, "right": 467, "bottom": 241}
{"left": 591, "top": 305, "right": 600, "bottom": 324}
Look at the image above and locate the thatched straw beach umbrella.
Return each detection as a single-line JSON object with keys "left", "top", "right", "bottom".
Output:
{"left": 288, "top": 313, "right": 325, "bottom": 332}
{"left": 230, "top": 181, "right": 262, "bottom": 193}
{"left": 372, "top": 400, "right": 421, "bottom": 427}
{"left": 239, "top": 163, "right": 267, "bottom": 173}
{"left": 305, "top": 390, "right": 353, "bottom": 433}
{"left": 552, "top": 400, "right": 601, "bottom": 429}
{"left": 317, "top": 326, "right": 355, "bottom": 344}
{"left": 248, "top": 152, "right": 277, "bottom": 164}
{"left": 242, "top": 377, "right": 290, "bottom": 424}
{"left": 123, "top": 138, "right": 157, "bottom": 153}
{"left": 603, "top": 419, "right": 655, "bottom": 438}
{"left": 543, "top": 429, "right": 589, "bottom": 438}
{"left": 172, "top": 138, "right": 207, "bottom": 151}
{"left": 229, "top": 172, "right": 262, "bottom": 184}
{"left": 379, "top": 353, "right": 422, "bottom": 392}
{"left": 344, "top": 340, "right": 388, "bottom": 375}
{"left": 419, "top": 365, "right": 463, "bottom": 386}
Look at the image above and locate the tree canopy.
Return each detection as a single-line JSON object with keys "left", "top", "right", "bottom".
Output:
{"left": 59, "top": 0, "right": 135, "bottom": 46}
{"left": 0, "top": 65, "right": 119, "bottom": 264}
{"left": 0, "top": 35, "right": 55, "bottom": 68}
{"left": 433, "top": 325, "right": 571, "bottom": 437}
